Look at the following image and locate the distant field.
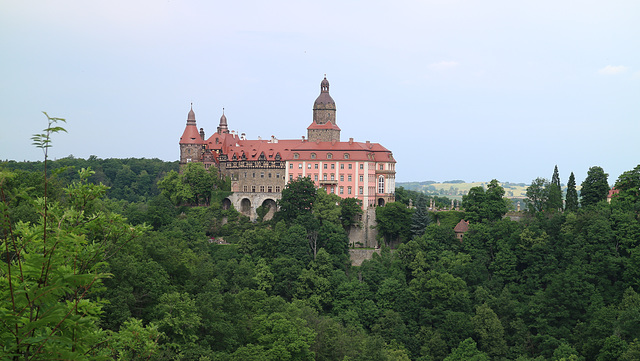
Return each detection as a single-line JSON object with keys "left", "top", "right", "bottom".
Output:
{"left": 397, "top": 181, "right": 529, "bottom": 201}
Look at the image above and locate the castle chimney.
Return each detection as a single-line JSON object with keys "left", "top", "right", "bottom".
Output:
{"left": 199, "top": 128, "right": 205, "bottom": 140}
{"left": 349, "top": 137, "right": 353, "bottom": 144}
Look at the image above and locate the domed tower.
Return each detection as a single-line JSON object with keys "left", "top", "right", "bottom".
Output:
{"left": 217, "top": 109, "right": 229, "bottom": 134}
{"left": 308, "top": 76, "right": 340, "bottom": 142}
{"left": 179, "top": 104, "right": 205, "bottom": 166}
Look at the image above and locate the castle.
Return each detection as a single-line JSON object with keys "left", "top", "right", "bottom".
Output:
{"left": 179, "top": 76, "right": 396, "bottom": 220}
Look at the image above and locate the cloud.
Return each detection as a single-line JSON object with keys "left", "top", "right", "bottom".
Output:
{"left": 598, "top": 65, "right": 629, "bottom": 75}
{"left": 428, "top": 61, "right": 460, "bottom": 71}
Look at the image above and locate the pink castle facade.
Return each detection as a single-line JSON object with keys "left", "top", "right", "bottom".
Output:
{"left": 179, "top": 76, "right": 396, "bottom": 217}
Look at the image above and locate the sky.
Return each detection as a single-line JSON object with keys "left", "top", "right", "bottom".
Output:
{"left": 1, "top": 0, "right": 638, "bottom": 185}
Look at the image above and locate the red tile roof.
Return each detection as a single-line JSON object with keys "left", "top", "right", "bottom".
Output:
{"left": 307, "top": 121, "right": 341, "bottom": 131}
{"left": 454, "top": 219, "right": 470, "bottom": 233}
{"left": 180, "top": 123, "right": 204, "bottom": 144}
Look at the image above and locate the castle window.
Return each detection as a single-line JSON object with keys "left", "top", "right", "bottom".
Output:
{"left": 261, "top": 172, "right": 265, "bottom": 178}
{"left": 244, "top": 172, "right": 247, "bottom": 178}
{"left": 331, "top": 164, "right": 335, "bottom": 169}
{"left": 344, "top": 153, "right": 350, "bottom": 159}
{"left": 379, "top": 164, "right": 384, "bottom": 170}
{"left": 268, "top": 173, "right": 272, "bottom": 178}
{"left": 324, "top": 164, "right": 327, "bottom": 169}
{"left": 360, "top": 164, "right": 364, "bottom": 169}
{"left": 298, "top": 163, "right": 302, "bottom": 169}
{"left": 339, "top": 186, "right": 344, "bottom": 194}
{"left": 289, "top": 164, "right": 293, "bottom": 169}
{"left": 340, "top": 175, "right": 344, "bottom": 181}
{"left": 340, "top": 164, "right": 344, "bottom": 169}
{"left": 359, "top": 186, "right": 363, "bottom": 194}
{"left": 378, "top": 176, "right": 385, "bottom": 193}
{"left": 294, "top": 153, "right": 299, "bottom": 159}
{"left": 327, "top": 153, "right": 333, "bottom": 159}
{"left": 276, "top": 186, "right": 281, "bottom": 192}
{"left": 290, "top": 175, "right": 293, "bottom": 180}
{"left": 260, "top": 186, "right": 265, "bottom": 192}
{"left": 311, "top": 153, "right": 316, "bottom": 159}
{"left": 359, "top": 175, "right": 363, "bottom": 182}
{"left": 276, "top": 173, "right": 280, "bottom": 178}
{"left": 331, "top": 174, "right": 335, "bottom": 181}
{"left": 244, "top": 185, "right": 248, "bottom": 192}
{"left": 348, "top": 175, "right": 352, "bottom": 182}
{"left": 253, "top": 172, "right": 256, "bottom": 178}
{"left": 314, "top": 174, "right": 318, "bottom": 181}
{"left": 348, "top": 186, "right": 352, "bottom": 195}
{"left": 314, "top": 164, "right": 318, "bottom": 169}
{"left": 348, "top": 164, "right": 352, "bottom": 170}
{"left": 323, "top": 174, "right": 327, "bottom": 180}
{"left": 308, "top": 164, "right": 312, "bottom": 169}
{"left": 252, "top": 185, "right": 256, "bottom": 192}
{"left": 268, "top": 186, "right": 272, "bottom": 192}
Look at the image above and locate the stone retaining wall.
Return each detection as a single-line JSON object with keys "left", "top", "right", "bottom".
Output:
{"left": 349, "top": 248, "right": 381, "bottom": 266}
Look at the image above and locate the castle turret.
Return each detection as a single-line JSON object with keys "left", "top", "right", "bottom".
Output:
{"left": 179, "top": 104, "right": 205, "bottom": 165}
{"left": 308, "top": 75, "right": 340, "bottom": 142}
{"left": 217, "top": 109, "right": 229, "bottom": 134}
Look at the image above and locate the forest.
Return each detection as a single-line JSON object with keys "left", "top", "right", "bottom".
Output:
{"left": 2, "top": 119, "right": 640, "bottom": 360}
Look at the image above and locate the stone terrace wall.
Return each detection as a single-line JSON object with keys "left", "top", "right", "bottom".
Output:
{"left": 349, "top": 249, "right": 381, "bottom": 266}
{"left": 347, "top": 208, "right": 378, "bottom": 248}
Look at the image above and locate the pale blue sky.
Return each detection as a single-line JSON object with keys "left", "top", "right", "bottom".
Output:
{"left": 1, "top": 0, "right": 638, "bottom": 185}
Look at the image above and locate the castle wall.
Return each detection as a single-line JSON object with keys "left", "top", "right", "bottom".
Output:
{"left": 347, "top": 208, "right": 378, "bottom": 248}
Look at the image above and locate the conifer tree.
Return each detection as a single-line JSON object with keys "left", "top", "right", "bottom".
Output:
{"left": 410, "top": 200, "right": 432, "bottom": 239}
{"left": 565, "top": 172, "right": 579, "bottom": 212}
{"left": 547, "top": 165, "right": 563, "bottom": 212}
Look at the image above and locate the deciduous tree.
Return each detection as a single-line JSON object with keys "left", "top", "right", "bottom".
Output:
{"left": 581, "top": 166, "right": 609, "bottom": 207}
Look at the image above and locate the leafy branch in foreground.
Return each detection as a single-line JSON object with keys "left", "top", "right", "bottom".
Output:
{"left": 1, "top": 114, "right": 152, "bottom": 360}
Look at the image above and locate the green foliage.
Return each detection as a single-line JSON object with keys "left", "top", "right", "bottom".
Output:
{"left": 1, "top": 114, "right": 151, "bottom": 359}
{"left": 443, "top": 338, "right": 490, "bottom": 361}
{"left": 565, "top": 172, "right": 579, "bottom": 212}
{"left": 276, "top": 176, "right": 317, "bottom": 224}
{"left": 376, "top": 202, "right": 413, "bottom": 246}
{"left": 613, "top": 164, "right": 640, "bottom": 213}
{"left": 462, "top": 179, "right": 509, "bottom": 222}
{"left": 158, "top": 162, "right": 229, "bottom": 206}
{"left": 547, "top": 165, "right": 563, "bottom": 212}
{"left": 526, "top": 177, "right": 549, "bottom": 213}
{"left": 581, "top": 166, "right": 609, "bottom": 208}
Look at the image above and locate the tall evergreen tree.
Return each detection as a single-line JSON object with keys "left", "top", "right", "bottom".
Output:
{"left": 565, "top": 172, "right": 579, "bottom": 212}
{"left": 410, "top": 200, "right": 432, "bottom": 239}
{"left": 547, "top": 165, "right": 563, "bottom": 212}
{"left": 581, "top": 166, "right": 609, "bottom": 207}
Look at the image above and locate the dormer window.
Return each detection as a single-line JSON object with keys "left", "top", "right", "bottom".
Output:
{"left": 311, "top": 153, "right": 316, "bottom": 159}
{"left": 327, "top": 153, "right": 333, "bottom": 159}
{"left": 343, "top": 153, "right": 350, "bottom": 159}
{"left": 294, "top": 153, "right": 300, "bottom": 159}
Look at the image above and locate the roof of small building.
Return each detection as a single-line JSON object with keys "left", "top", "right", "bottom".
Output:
{"left": 454, "top": 219, "right": 470, "bottom": 233}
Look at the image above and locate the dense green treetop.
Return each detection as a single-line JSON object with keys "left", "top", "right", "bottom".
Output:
{"left": 581, "top": 166, "right": 609, "bottom": 207}
{"left": 462, "top": 179, "right": 509, "bottom": 223}
{"left": 565, "top": 172, "right": 579, "bottom": 212}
